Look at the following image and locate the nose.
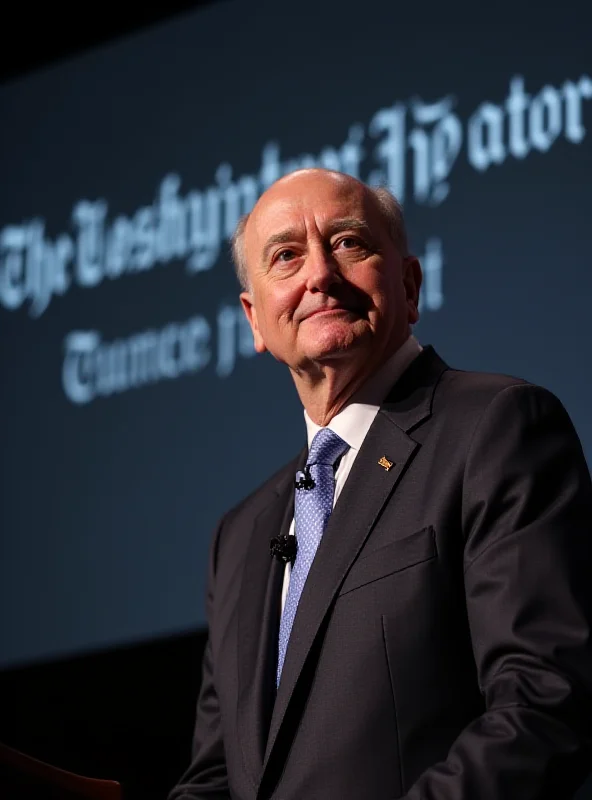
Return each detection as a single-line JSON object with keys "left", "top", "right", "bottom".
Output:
{"left": 304, "top": 244, "right": 340, "bottom": 293}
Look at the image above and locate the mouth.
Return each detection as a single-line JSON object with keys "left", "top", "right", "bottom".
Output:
{"left": 304, "top": 306, "right": 357, "bottom": 320}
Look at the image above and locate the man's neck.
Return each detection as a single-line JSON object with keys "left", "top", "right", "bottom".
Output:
{"left": 291, "top": 336, "right": 411, "bottom": 427}
{"left": 292, "top": 369, "right": 365, "bottom": 427}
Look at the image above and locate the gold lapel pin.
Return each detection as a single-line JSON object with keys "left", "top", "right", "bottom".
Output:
{"left": 378, "top": 455, "right": 394, "bottom": 471}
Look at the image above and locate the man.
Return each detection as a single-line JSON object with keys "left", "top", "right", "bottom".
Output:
{"left": 169, "top": 169, "right": 592, "bottom": 799}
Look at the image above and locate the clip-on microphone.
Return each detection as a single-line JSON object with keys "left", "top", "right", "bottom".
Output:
{"left": 270, "top": 533, "right": 298, "bottom": 564}
{"left": 270, "top": 466, "right": 315, "bottom": 563}
{"left": 294, "top": 465, "right": 315, "bottom": 490}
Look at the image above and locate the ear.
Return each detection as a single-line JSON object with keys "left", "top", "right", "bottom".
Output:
{"left": 240, "top": 291, "right": 268, "bottom": 353}
{"left": 402, "top": 256, "right": 422, "bottom": 325}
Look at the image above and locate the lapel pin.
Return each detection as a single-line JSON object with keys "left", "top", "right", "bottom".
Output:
{"left": 378, "top": 455, "right": 394, "bottom": 471}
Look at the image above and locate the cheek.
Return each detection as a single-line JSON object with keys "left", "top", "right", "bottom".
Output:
{"left": 257, "top": 283, "right": 300, "bottom": 333}
{"left": 350, "top": 260, "right": 391, "bottom": 298}
{"left": 366, "top": 275, "right": 406, "bottom": 322}
{"left": 274, "top": 282, "right": 302, "bottom": 320}
{"left": 357, "top": 273, "right": 393, "bottom": 311}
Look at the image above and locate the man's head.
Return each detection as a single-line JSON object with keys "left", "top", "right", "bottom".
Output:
{"left": 234, "top": 169, "right": 422, "bottom": 382}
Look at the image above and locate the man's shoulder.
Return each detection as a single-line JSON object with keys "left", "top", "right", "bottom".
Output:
{"left": 438, "top": 364, "right": 530, "bottom": 403}
{"left": 434, "top": 361, "right": 567, "bottom": 425}
{"left": 396, "top": 346, "right": 552, "bottom": 418}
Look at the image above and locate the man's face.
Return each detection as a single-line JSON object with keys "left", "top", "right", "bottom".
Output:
{"left": 240, "top": 170, "right": 421, "bottom": 376}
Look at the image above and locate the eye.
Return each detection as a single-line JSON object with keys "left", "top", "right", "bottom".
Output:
{"left": 335, "top": 236, "right": 362, "bottom": 250}
{"left": 275, "top": 248, "right": 296, "bottom": 263}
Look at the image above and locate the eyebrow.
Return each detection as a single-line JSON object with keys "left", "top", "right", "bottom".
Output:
{"left": 260, "top": 217, "right": 371, "bottom": 265}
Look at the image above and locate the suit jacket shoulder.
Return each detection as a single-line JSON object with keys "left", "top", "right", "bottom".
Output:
{"left": 430, "top": 362, "right": 576, "bottom": 451}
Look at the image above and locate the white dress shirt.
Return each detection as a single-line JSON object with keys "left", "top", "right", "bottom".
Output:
{"left": 280, "top": 335, "right": 423, "bottom": 612}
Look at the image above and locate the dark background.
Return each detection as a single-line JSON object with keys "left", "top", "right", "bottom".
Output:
{"left": 1, "top": 2, "right": 592, "bottom": 798}
{"left": 3, "top": 0, "right": 592, "bottom": 670}
{"left": 0, "top": 8, "right": 213, "bottom": 798}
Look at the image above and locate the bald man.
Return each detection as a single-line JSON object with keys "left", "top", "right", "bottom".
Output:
{"left": 169, "top": 170, "right": 592, "bottom": 800}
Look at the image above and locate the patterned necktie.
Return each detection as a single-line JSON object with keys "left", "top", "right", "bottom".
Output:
{"left": 277, "top": 427, "right": 350, "bottom": 686}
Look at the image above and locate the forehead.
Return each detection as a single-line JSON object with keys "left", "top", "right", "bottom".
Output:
{"left": 245, "top": 174, "right": 378, "bottom": 252}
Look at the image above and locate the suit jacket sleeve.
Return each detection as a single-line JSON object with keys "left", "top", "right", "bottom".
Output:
{"left": 168, "top": 516, "right": 231, "bottom": 800}
{"left": 404, "top": 384, "right": 592, "bottom": 799}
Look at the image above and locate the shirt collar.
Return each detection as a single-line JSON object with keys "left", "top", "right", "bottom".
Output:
{"left": 304, "top": 335, "right": 423, "bottom": 451}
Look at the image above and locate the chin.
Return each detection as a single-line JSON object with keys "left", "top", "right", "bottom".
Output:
{"left": 289, "top": 316, "right": 372, "bottom": 364}
{"left": 303, "top": 329, "right": 369, "bottom": 363}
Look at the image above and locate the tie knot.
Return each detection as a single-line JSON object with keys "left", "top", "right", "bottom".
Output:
{"left": 307, "top": 428, "right": 349, "bottom": 467}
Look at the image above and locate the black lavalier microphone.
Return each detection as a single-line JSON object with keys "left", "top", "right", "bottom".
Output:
{"left": 270, "top": 465, "right": 315, "bottom": 563}
{"left": 270, "top": 533, "right": 298, "bottom": 564}
{"left": 294, "top": 465, "right": 315, "bottom": 490}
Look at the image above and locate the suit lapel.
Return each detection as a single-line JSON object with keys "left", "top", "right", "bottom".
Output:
{"left": 237, "top": 449, "right": 306, "bottom": 788}
{"left": 262, "top": 346, "right": 448, "bottom": 774}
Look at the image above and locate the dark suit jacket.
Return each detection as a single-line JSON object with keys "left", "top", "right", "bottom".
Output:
{"left": 169, "top": 348, "right": 592, "bottom": 800}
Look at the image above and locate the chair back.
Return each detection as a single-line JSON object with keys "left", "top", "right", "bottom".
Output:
{"left": 0, "top": 741, "right": 122, "bottom": 799}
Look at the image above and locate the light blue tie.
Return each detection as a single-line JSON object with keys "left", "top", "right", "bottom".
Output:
{"left": 277, "top": 428, "right": 350, "bottom": 686}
